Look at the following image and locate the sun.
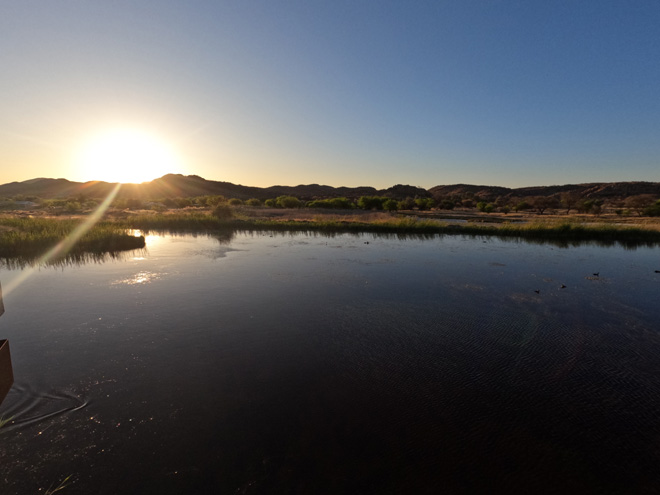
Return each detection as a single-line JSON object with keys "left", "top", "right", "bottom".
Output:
{"left": 75, "top": 128, "right": 181, "bottom": 183}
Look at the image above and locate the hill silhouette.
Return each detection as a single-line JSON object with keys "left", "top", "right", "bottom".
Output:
{"left": 1, "top": 174, "right": 659, "bottom": 203}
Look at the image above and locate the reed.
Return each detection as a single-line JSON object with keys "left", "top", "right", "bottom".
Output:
{"left": 0, "top": 217, "right": 145, "bottom": 262}
{"left": 0, "top": 415, "right": 12, "bottom": 429}
{"left": 3, "top": 214, "right": 660, "bottom": 259}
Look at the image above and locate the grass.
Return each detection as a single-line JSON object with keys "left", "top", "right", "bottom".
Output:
{"left": 112, "top": 211, "right": 660, "bottom": 248}
{"left": 2, "top": 212, "right": 660, "bottom": 265}
{"left": 0, "top": 216, "right": 145, "bottom": 265}
{"left": 44, "top": 475, "right": 72, "bottom": 495}
{"left": 0, "top": 415, "right": 12, "bottom": 428}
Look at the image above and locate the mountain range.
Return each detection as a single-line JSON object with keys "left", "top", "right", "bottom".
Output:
{"left": 1, "top": 174, "right": 660, "bottom": 202}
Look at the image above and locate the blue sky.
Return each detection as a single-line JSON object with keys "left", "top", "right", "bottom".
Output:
{"left": 1, "top": 1, "right": 659, "bottom": 188}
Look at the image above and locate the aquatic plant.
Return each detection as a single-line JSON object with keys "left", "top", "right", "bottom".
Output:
{"left": 0, "top": 217, "right": 145, "bottom": 265}
{"left": 44, "top": 475, "right": 72, "bottom": 494}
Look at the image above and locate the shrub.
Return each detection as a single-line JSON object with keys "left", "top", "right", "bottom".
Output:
{"left": 212, "top": 204, "right": 233, "bottom": 219}
{"left": 275, "top": 196, "right": 302, "bottom": 208}
{"left": 264, "top": 199, "right": 276, "bottom": 207}
{"left": 307, "top": 197, "right": 353, "bottom": 209}
{"left": 398, "top": 197, "right": 416, "bottom": 210}
{"left": 415, "top": 198, "right": 434, "bottom": 210}
{"left": 383, "top": 199, "right": 399, "bottom": 211}
{"left": 643, "top": 200, "right": 660, "bottom": 217}
{"left": 515, "top": 201, "right": 531, "bottom": 212}
{"left": 228, "top": 198, "right": 244, "bottom": 206}
{"left": 357, "top": 196, "right": 386, "bottom": 210}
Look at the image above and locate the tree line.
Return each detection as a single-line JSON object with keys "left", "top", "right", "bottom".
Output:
{"left": 2, "top": 192, "right": 660, "bottom": 217}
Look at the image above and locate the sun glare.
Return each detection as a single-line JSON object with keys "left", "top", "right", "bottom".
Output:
{"left": 75, "top": 129, "right": 181, "bottom": 183}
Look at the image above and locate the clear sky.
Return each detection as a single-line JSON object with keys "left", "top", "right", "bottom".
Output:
{"left": 1, "top": 1, "right": 659, "bottom": 189}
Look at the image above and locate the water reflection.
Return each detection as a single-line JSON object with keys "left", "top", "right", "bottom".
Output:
{"left": 1, "top": 232, "right": 659, "bottom": 493}
{"left": 0, "top": 248, "right": 148, "bottom": 270}
{"left": 1, "top": 228, "right": 658, "bottom": 270}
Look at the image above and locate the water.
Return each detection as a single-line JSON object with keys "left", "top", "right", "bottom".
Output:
{"left": 1, "top": 232, "right": 660, "bottom": 494}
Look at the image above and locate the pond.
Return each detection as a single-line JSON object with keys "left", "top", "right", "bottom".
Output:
{"left": 1, "top": 231, "right": 660, "bottom": 493}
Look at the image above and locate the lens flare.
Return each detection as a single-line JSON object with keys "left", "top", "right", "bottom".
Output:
{"left": 2, "top": 183, "right": 122, "bottom": 299}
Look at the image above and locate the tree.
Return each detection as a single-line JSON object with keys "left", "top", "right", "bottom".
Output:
{"left": 529, "top": 196, "right": 558, "bottom": 215}
{"left": 357, "top": 196, "right": 386, "bottom": 210}
{"left": 439, "top": 199, "right": 455, "bottom": 210}
{"left": 415, "top": 197, "right": 434, "bottom": 210}
{"left": 644, "top": 200, "right": 660, "bottom": 217}
{"left": 514, "top": 201, "right": 531, "bottom": 212}
{"left": 560, "top": 191, "right": 581, "bottom": 215}
{"left": 397, "top": 197, "right": 416, "bottom": 210}
{"left": 625, "top": 194, "right": 655, "bottom": 216}
{"left": 383, "top": 199, "right": 399, "bottom": 211}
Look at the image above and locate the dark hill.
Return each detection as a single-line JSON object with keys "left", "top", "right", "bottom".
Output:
{"left": 0, "top": 175, "right": 420, "bottom": 201}
{"left": 429, "top": 181, "right": 660, "bottom": 202}
{"left": 2, "top": 175, "right": 659, "bottom": 204}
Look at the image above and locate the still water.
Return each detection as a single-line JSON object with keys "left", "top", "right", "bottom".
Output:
{"left": 1, "top": 232, "right": 660, "bottom": 494}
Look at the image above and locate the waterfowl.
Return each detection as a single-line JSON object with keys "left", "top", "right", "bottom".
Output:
{"left": 593, "top": 272, "right": 599, "bottom": 277}
{"left": 534, "top": 289, "right": 540, "bottom": 294}
{"left": 560, "top": 284, "right": 566, "bottom": 289}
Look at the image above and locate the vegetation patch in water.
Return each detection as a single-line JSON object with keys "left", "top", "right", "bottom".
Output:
{"left": 0, "top": 217, "right": 145, "bottom": 264}
{"left": 116, "top": 212, "right": 660, "bottom": 243}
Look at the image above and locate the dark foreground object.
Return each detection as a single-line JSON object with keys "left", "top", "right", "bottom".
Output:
{"left": 0, "top": 340, "right": 13, "bottom": 406}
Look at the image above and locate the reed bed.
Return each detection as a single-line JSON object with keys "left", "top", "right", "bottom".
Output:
{"left": 2, "top": 214, "right": 660, "bottom": 265}
{"left": 114, "top": 212, "right": 660, "bottom": 244}
{"left": 0, "top": 216, "right": 145, "bottom": 262}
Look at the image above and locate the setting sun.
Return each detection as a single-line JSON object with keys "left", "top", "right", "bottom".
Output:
{"left": 74, "top": 129, "right": 181, "bottom": 183}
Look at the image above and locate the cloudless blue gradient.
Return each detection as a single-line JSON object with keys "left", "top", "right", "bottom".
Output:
{"left": 1, "top": 1, "right": 658, "bottom": 188}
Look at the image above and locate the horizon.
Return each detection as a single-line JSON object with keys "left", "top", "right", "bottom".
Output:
{"left": 2, "top": 172, "right": 659, "bottom": 193}
{"left": 2, "top": 2, "right": 659, "bottom": 189}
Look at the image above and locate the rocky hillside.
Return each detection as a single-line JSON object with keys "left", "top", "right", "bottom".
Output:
{"left": 429, "top": 182, "right": 660, "bottom": 202}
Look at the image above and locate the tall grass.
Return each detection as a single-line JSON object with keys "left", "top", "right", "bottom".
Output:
{"left": 0, "top": 217, "right": 145, "bottom": 264}
{"left": 3, "top": 214, "right": 660, "bottom": 263}
{"left": 111, "top": 212, "right": 660, "bottom": 243}
{"left": 0, "top": 415, "right": 12, "bottom": 429}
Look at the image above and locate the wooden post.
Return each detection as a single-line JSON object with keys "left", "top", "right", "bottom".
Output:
{"left": 0, "top": 281, "right": 13, "bottom": 406}
{"left": 0, "top": 340, "right": 12, "bottom": 405}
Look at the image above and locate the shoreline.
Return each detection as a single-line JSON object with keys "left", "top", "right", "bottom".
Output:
{"left": 1, "top": 209, "right": 660, "bottom": 266}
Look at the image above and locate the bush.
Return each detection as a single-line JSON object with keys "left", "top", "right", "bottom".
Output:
{"left": 383, "top": 199, "right": 399, "bottom": 211}
{"left": 515, "top": 201, "right": 531, "bottom": 212}
{"left": 212, "top": 204, "right": 233, "bottom": 219}
{"left": 415, "top": 198, "right": 434, "bottom": 210}
{"left": 307, "top": 197, "right": 353, "bottom": 209}
{"left": 643, "top": 200, "right": 660, "bottom": 217}
{"left": 357, "top": 196, "right": 386, "bottom": 210}
{"left": 276, "top": 196, "right": 302, "bottom": 208}
{"left": 264, "top": 199, "right": 276, "bottom": 207}
{"left": 398, "top": 197, "right": 416, "bottom": 210}
{"left": 228, "top": 198, "right": 244, "bottom": 206}
{"left": 246, "top": 198, "right": 262, "bottom": 207}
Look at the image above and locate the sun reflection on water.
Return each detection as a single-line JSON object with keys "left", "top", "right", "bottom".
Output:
{"left": 111, "top": 271, "right": 162, "bottom": 286}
